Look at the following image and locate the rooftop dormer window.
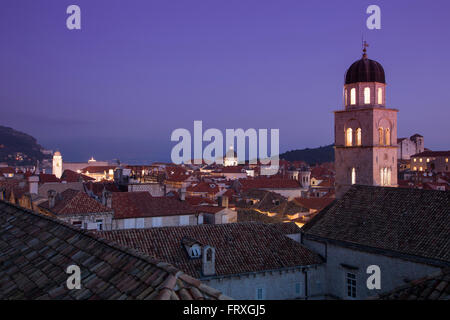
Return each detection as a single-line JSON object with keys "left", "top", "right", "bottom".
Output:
{"left": 182, "top": 237, "right": 203, "bottom": 259}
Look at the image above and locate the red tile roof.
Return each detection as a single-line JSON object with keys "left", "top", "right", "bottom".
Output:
{"left": 0, "top": 167, "right": 15, "bottom": 174}
{"left": 38, "top": 173, "right": 60, "bottom": 183}
{"left": 81, "top": 166, "right": 117, "bottom": 174}
{"left": 303, "top": 185, "right": 450, "bottom": 265}
{"left": 185, "top": 196, "right": 216, "bottom": 206}
{"left": 84, "top": 181, "right": 120, "bottom": 196}
{"left": 61, "top": 169, "right": 95, "bottom": 183}
{"left": 0, "top": 178, "right": 28, "bottom": 201}
{"left": 0, "top": 200, "right": 229, "bottom": 300}
{"left": 39, "top": 189, "right": 112, "bottom": 216}
{"left": 375, "top": 268, "right": 450, "bottom": 300}
{"left": 97, "top": 222, "right": 323, "bottom": 278}
{"left": 194, "top": 205, "right": 224, "bottom": 214}
{"left": 411, "top": 151, "right": 450, "bottom": 158}
{"left": 293, "top": 197, "right": 335, "bottom": 211}
{"left": 187, "top": 182, "right": 220, "bottom": 194}
{"left": 221, "top": 166, "right": 247, "bottom": 174}
{"left": 238, "top": 178, "right": 301, "bottom": 192}
{"left": 112, "top": 192, "right": 197, "bottom": 219}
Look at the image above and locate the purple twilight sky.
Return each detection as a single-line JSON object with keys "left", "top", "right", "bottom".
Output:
{"left": 1, "top": 0, "right": 449, "bottom": 163}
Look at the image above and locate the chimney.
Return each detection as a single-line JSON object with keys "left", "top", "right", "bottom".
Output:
{"left": 47, "top": 190, "right": 57, "bottom": 209}
{"left": 179, "top": 187, "right": 186, "bottom": 201}
{"left": 102, "top": 190, "right": 112, "bottom": 208}
{"left": 28, "top": 175, "right": 39, "bottom": 194}
{"left": 202, "top": 245, "right": 216, "bottom": 276}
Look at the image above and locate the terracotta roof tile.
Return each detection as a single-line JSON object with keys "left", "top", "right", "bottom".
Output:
{"left": 97, "top": 223, "right": 323, "bottom": 279}
{"left": 112, "top": 192, "right": 196, "bottom": 219}
{"left": 374, "top": 268, "right": 450, "bottom": 300}
{"left": 302, "top": 185, "right": 450, "bottom": 265}
{"left": 39, "top": 189, "right": 112, "bottom": 215}
{"left": 0, "top": 200, "right": 230, "bottom": 300}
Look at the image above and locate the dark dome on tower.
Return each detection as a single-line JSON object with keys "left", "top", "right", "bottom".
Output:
{"left": 345, "top": 50, "right": 385, "bottom": 84}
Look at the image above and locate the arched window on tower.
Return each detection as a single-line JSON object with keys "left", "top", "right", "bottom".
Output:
{"left": 346, "top": 128, "right": 353, "bottom": 146}
{"left": 350, "top": 88, "right": 356, "bottom": 105}
{"left": 378, "top": 88, "right": 383, "bottom": 104}
{"left": 385, "top": 128, "right": 391, "bottom": 146}
{"left": 378, "top": 127, "right": 384, "bottom": 145}
{"left": 364, "top": 87, "right": 370, "bottom": 104}
{"left": 356, "top": 128, "right": 362, "bottom": 146}
{"left": 351, "top": 168, "right": 356, "bottom": 185}
{"left": 344, "top": 89, "right": 348, "bottom": 106}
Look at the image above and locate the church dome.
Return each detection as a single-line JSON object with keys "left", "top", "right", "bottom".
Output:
{"left": 345, "top": 50, "right": 385, "bottom": 84}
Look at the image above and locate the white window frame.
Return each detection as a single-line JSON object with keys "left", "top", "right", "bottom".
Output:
{"left": 179, "top": 215, "right": 189, "bottom": 226}
{"left": 346, "top": 272, "right": 357, "bottom": 299}
{"left": 95, "top": 219, "right": 103, "bottom": 231}
{"left": 221, "top": 213, "right": 228, "bottom": 224}
{"left": 136, "top": 218, "right": 145, "bottom": 229}
{"left": 295, "top": 282, "right": 302, "bottom": 296}
{"left": 256, "top": 287, "right": 265, "bottom": 300}
{"left": 124, "top": 218, "right": 135, "bottom": 229}
{"left": 152, "top": 217, "right": 162, "bottom": 227}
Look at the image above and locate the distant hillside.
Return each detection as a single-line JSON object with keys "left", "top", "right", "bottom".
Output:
{"left": 280, "top": 144, "right": 334, "bottom": 165}
{"left": 0, "top": 125, "right": 50, "bottom": 166}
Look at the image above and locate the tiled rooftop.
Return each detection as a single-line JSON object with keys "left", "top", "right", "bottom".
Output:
{"left": 302, "top": 185, "right": 450, "bottom": 265}
{"left": 0, "top": 200, "right": 229, "bottom": 300}
{"left": 39, "top": 189, "right": 112, "bottom": 216}
{"left": 374, "top": 268, "right": 450, "bottom": 300}
{"left": 97, "top": 222, "right": 323, "bottom": 279}
{"left": 112, "top": 192, "right": 197, "bottom": 219}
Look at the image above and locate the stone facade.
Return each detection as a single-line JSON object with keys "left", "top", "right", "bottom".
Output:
{"left": 203, "top": 266, "right": 325, "bottom": 300}
{"left": 302, "top": 238, "right": 441, "bottom": 300}
{"left": 335, "top": 57, "right": 398, "bottom": 198}
{"left": 398, "top": 135, "right": 424, "bottom": 160}
{"left": 113, "top": 213, "right": 203, "bottom": 229}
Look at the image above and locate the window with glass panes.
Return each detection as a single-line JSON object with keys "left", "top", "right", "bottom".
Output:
{"left": 346, "top": 272, "right": 356, "bottom": 298}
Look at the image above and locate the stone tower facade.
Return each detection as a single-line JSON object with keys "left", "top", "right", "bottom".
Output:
{"left": 335, "top": 47, "right": 398, "bottom": 198}
{"left": 52, "top": 151, "right": 63, "bottom": 179}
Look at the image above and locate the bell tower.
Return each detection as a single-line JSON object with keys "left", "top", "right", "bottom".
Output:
{"left": 335, "top": 43, "right": 398, "bottom": 198}
{"left": 52, "top": 151, "right": 63, "bottom": 179}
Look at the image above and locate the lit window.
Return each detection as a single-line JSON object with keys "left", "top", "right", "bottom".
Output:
{"left": 413, "top": 166, "right": 417, "bottom": 171}
{"left": 413, "top": 158, "right": 417, "bottom": 162}
{"left": 350, "top": 88, "right": 356, "bottom": 105}
{"left": 446, "top": 158, "right": 449, "bottom": 163}
{"left": 351, "top": 168, "right": 356, "bottom": 185}
{"left": 385, "top": 128, "right": 391, "bottom": 146}
{"left": 378, "top": 87, "right": 383, "bottom": 104}
{"left": 346, "top": 273, "right": 356, "bottom": 298}
{"left": 364, "top": 87, "right": 370, "bottom": 104}
{"left": 426, "top": 158, "right": 430, "bottom": 163}
{"left": 346, "top": 128, "right": 353, "bottom": 146}
{"left": 356, "top": 128, "right": 362, "bottom": 146}
{"left": 344, "top": 89, "right": 347, "bottom": 106}
{"left": 419, "top": 167, "right": 423, "bottom": 171}
{"left": 378, "top": 128, "right": 384, "bottom": 145}
{"left": 419, "top": 158, "right": 422, "bottom": 163}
